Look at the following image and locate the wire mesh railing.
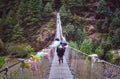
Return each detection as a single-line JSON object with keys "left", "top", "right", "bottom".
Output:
{"left": 0, "top": 47, "right": 55, "bottom": 79}
{"left": 67, "top": 46, "right": 120, "bottom": 79}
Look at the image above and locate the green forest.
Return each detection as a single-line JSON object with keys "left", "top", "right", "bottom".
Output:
{"left": 0, "top": 0, "right": 120, "bottom": 67}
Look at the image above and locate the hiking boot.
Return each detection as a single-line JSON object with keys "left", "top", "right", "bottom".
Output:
{"left": 59, "top": 59, "right": 61, "bottom": 64}
{"left": 62, "top": 59, "right": 63, "bottom": 63}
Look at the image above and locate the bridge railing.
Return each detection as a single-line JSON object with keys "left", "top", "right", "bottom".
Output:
{"left": 0, "top": 47, "right": 54, "bottom": 79}
{"left": 68, "top": 47, "right": 120, "bottom": 79}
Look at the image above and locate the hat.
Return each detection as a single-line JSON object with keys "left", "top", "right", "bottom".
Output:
{"left": 61, "top": 43, "right": 65, "bottom": 47}
{"left": 60, "top": 41, "right": 67, "bottom": 46}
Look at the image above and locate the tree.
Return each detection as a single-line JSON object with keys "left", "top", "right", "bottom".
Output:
{"left": 66, "top": 9, "right": 73, "bottom": 21}
{"left": 76, "top": 0, "right": 85, "bottom": 8}
{"left": 110, "top": 9, "right": 120, "bottom": 27}
{"left": 44, "top": 2, "right": 52, "bottom": 13}
{"left": 67, "top": 0, "right": 85, "bottom": 8}
{"left": 76, "top": 29, "right": 87, "bottom": 44}
{"left": 112, "top": 28, "right": 120, "bottom": 48}
{"left": 109, "top": 9, "right": 120, "bottom": 38}
{"left": 0, "top": 10, "right": 14, "bottom": 42}
{"left": 97, "top": 0, "right": 106, "bottom": 14}
{"left": 11, "top": 23, "right": 25, "bottom": 42}
{"left": 59, "top": 5, "right": 67, "bottom": 17}
{"left": 96, "top": 0, "right": 113, "bottom": 18}
{"left": 43, "top": 2, "right": 53, "bottom": 19}
{"left": 17, "top": 0, "right": 42, "bottom": 27}
{"left": 59, "top": 5, "right": 67, "bottom": 22}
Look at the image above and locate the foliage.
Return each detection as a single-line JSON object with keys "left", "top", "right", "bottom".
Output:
{"left": 65, "top": 25, "right": 88, "bottom": 47}
{"left": 97, "top": 0, "right": 113, "bottom": 19}
{"left": 44, "top": 2, "right": 53, "bottom": 13}
{"left": 95, "top": 18, "right": 111, "bottom": 33}
{"left": 18, "top": 0, "right": 42, "bottom": 27}
{"left": 61, "top": 0, "right": 66, "bottom": 6}
{"left": 5, "top": 10, "right": 14, "bottom": 24}
{"left": 97, "top": 0, "right": 106, "bottom": 14}
{"left": 76, "top": 0, "right": 86, "bottom": 8}
{"left": 76, "top": 29, "right": 88, "bottom": 44}
{"left": 101, "top": 18, "right": 111, "bottom": 33}
{"left": 59, "top": 5, "right": 73, "bottom": 23}
{"left": 59, "top": 5, "right": 67, "bottom": 17}
{"left": 63, "top": 23, "right": 74, "bottom": 33}
{"left": 67, "top": 0, "right": 86, "bottom": 9}
{"left": 0, "top": 57, "right": 5, "bottom": 68}
{"left": 0, "top": 39, "right": 7, "bottom": 56}
{"left": 92, "top": 40, "right": 100, "bottom": 52}
{"left": 102, "top": 41, "right": 112, "bottom": 52}
{"left": 95, "top": 45, "right": 104, "bottom": 57}
{"left": 47, "top": 19, "right": 55, "bottom": 28}
{"left": 69, "top": 41, "right": 79, "bottom": 50}
{"left": 11, "top": 23, "right": 25, "bottom": 42}
{"left": 66, "top": 9, "right": 73, "bottom": 21}
{"left": 5, "top": 43, "right": 35, "bottom": 58}
{"left": 110, "top": 9, "right": 120, "bottom": 27}
{"left": 106, "top": 50, "right": 116, "bottom": 62}
{"left": 0, "top": 10, "right": 15, "bottom": 42}
{"left": 106, "top": 52, "right": 113, "bottom": 62}
{"left": 43, "top": 2, "right": 53, "bottom": 19}
{"left": 112, "top": 28, "right": 120, "bottom": 48}
{"left": 63, "top": 23, "right": 75, "bottom": 41}
{"left": 111, "top": 52, "right": 120, "bottom": 65}
{"left": 0, "top": 39, "right": 4, "bottom": 49}
{"left": 80, "top": 39, "right": 93, "bottom": 54}
{"left": 95, "top": 20, "right": 104, "bottom": 32}
{"left": 73, "top": 16, "right": 82, "bottom": 28}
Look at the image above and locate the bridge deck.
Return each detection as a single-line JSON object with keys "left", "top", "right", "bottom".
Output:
{"left": 48, "top": 48, "right": 73, "bottom": 79}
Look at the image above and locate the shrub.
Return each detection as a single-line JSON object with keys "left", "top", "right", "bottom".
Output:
{"left": 47, "top": 19, "right": 55, "bottom": 28}
{"left": 111, "top": 52, "right": 120, "bottom": 65}
{"left": 63, "top": 23, "right": 74, "bottom": 33}
{"left": 69, "top": 41, "right": 79, "bottom": 50}
{"left": 92, "top": 40, "right": 100, "bottom": 52}
{"left": 106, "top": 50, "right": 115, "bottom": 62}
{"left": 0, "top": 57, "right": 5, "bottom": 68}
{"left": 80, "top": 39, "right": 93, "bottom": 54}
{"left": 102, "top": 42, "right": 112, "bottom": 52}
{"left": 95, "top": 45, "right": 104, "bottom": 57}
{"left": 5, "top": 43, "right": 35, "bottom": 58}
{"left": 76, "top": 29, "right": 87, "bottom": 42}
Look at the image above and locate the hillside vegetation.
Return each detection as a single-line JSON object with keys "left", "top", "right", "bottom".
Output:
{"left": 0, "top": 0, "right": 120, "bottom": 65}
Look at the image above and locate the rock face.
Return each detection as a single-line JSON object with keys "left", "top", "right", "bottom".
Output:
{"left": 35, "top": 27, "right": 55, "bottom": 50}
{"left": 85, "top": 25, "right": 96, "bottom": 35}
{"left": 84, "top": 25, "right": 104, "bottom": 43}
{"left": 88, "top": 33, "right": 104, "bottom": 43}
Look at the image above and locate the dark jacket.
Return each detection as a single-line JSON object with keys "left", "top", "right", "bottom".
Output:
{"left": 56, "top": 47, "right": 65, "bottom": 57}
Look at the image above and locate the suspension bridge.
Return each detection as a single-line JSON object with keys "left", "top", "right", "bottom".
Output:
{"left": 0, "top": 13, "right": 120, "bottom": 79}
